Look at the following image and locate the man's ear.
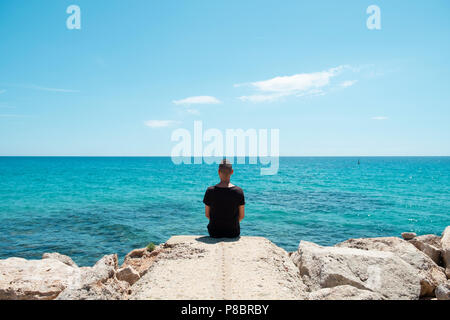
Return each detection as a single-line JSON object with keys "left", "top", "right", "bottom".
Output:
{"left": 231, "top": 169, "right": 234, "bottom": 175}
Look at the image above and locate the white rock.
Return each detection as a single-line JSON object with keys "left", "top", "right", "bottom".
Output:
{"left": 308, "top": 285, "right": 384, "bottom": 300}
{"left": 55, "top": 277, "right": 129, "bottom": 300}
{"left": 336, "top": 237, "right": 447, "bottom": 297}
{"left": 435, "top": 281, "right": 450, "bottom": 300}
{"left": 88, "top": 254, "right": 118, "bottom": 281}
{"left": 42, "top": 252, "right": 78, "bottom": 268}
{"left": 408, "top": 234, "right": 442, "bottom": 265}
{"left": 291, "top": 241, "right": 421, "bottom": 300}
{"left": 56, "top": 254, "right": 128, "bottom": 300}
{"left": 441, "top": 226, "right": 450, "bottom": 274}
{"left": 0, "top": 257, "right": 80, "bottom": 300}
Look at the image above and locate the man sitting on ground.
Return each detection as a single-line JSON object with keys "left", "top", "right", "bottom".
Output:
{"left": 203, "top": 159, "right": 245, "bottom": 238}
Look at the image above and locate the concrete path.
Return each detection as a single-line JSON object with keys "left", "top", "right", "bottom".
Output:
{"left": 129, "top": 236, "right": 306, "bottom": 300}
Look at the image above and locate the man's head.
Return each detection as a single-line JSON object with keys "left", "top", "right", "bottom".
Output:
{"left": 218, "top": 159, "right": 233, "bottom": 181}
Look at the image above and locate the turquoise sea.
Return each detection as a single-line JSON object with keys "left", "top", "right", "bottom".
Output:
{"left": 0, "top": 157, "right": 449, "bottom": 266}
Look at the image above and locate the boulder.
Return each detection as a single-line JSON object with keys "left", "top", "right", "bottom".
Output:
{"left": 441, "top": 226, "right": 450, "bottom": 277}
{"left": 408, "top": 234, "right": 442, "bottom": 265}
{"left": 0, "top": 257, "right": 80, "bottom": 300}
{"left": 116, "top": 266, "right": 140, "bottom": 285}
{"left": 56, "top": 254, "right": 128, "bottom": 300}
{"left": 42, "top": 252, "right": 78, "bottom": 268}
{"left": 307, "top": 285, "right": 384, "bottom": 300}
{"left": 121, "top": 247, "right": 160, "bottom": 277}
{"left": 415, "top": 234, "right": 442, "bottom": 248}
{"left": 336, "top": 237, "right": 447, "bottom": 297}
{"left": 401, "top": 232, "right": 417, "bottom": 240}
{"left": 435, "top": 281, "right": 450, "bottom": 300}
{"left": 84, "top": 254, "right": 118, "bottom": 283}
{"left": 291, "top": 241, "right": 422, "bottom": 300}
{"left": 55, "top": 276, "right": 129, "bottom": 300}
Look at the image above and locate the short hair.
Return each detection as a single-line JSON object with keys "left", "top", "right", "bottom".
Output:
{"left": 219, "top": 159, "right": 232, "bottom": 171}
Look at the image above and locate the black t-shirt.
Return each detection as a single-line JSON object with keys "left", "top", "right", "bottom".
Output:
{"left": 203, "top": 185, "right": 245, "bottom": 238}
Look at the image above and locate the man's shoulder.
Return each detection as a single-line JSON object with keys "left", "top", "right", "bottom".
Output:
{"left": 231, "top": 185, "right": 244, "bottom": 193}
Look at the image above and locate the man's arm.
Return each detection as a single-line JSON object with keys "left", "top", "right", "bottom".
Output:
{"left": 238, "top": 205, "right": 245, "bottom": 222}
{"left": 205, "top": 205, "right": 210, "bottom": 220}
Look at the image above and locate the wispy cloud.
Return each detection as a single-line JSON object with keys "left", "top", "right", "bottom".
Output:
{"left": 25, "top": 85, "right": 80, "bottom": 93}
{"left": 239, "top": 93, "right": 286, "bottom": 103}
{"left": 237, "top": 66, "right": 348, "bottom": 103}
{"left": 186, "top": 108, "right": 200, "bottom": 115}
{"left": 0, "top": 114, "right": 29, "bottom": 118}
{"left": 0, "top": 84, "right": 79, "bottom": 93}
{"left": 173, "top": 96, "right": 221, "bottom": 105}
{"left": 144, "top": 120, "right": 180, "bottom": 128}
{"left": 0, "top": 101, "right": 15, "bottom": 109}
{"left": 340, "top": 80, "right": 358, "bottom": 88}
{"left": 372, "top": 116, "right": 389, "bottom": 120}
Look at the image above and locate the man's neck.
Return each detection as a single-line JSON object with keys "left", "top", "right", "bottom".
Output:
{"left": 217, "top": 180, "right": 232, "bottom": 187}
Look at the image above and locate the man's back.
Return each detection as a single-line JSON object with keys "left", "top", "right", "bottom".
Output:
{"left": 203, "top": 185, "right": 245, "bottom": 238}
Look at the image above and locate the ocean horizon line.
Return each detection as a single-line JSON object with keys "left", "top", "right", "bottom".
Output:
{"left": 1, "top": 155, "right": 450, "bottom": 158}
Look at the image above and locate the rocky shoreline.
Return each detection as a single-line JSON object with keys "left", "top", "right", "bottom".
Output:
{"left": 1, "top": 226, "right": 449, "bottom": 300}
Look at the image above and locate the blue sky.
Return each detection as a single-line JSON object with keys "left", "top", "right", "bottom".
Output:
{"left": 0, "top": 0, "right": 449, "bottom": 156}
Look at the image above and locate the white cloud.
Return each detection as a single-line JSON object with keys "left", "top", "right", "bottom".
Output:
{"left": 186, "top": 108, "right": 200, "bottom": 115}
{"left": 173, "top": 96, "right": 221, "bottom": 105}
{"left": 0, "top": 114, "right": 28, "bottom": 118}
{"left": 236, "top": 93, "right": 276, "bottom": 103}
{"left": 237, "top": 66, "right": 348, "bottom": 103}
{"left": 340, "top": 80, "right": 357, "bottom": 88}
{"left": 252, "top": 66, "right": 343, "bottom": 93}
{"left": 0, "top": 84, "right": 79, "bottom": 93}
{"left": 144, "top": 120, "right": 180, "bottom": 128}
{"left": 372, "top": 116, "right": 388, "bottom": 120}
{"left": 238, "top": 93, "right": 286, "bottom": 103}
{"left": 27, "top": 85, "right": 79, "bottom": 93}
